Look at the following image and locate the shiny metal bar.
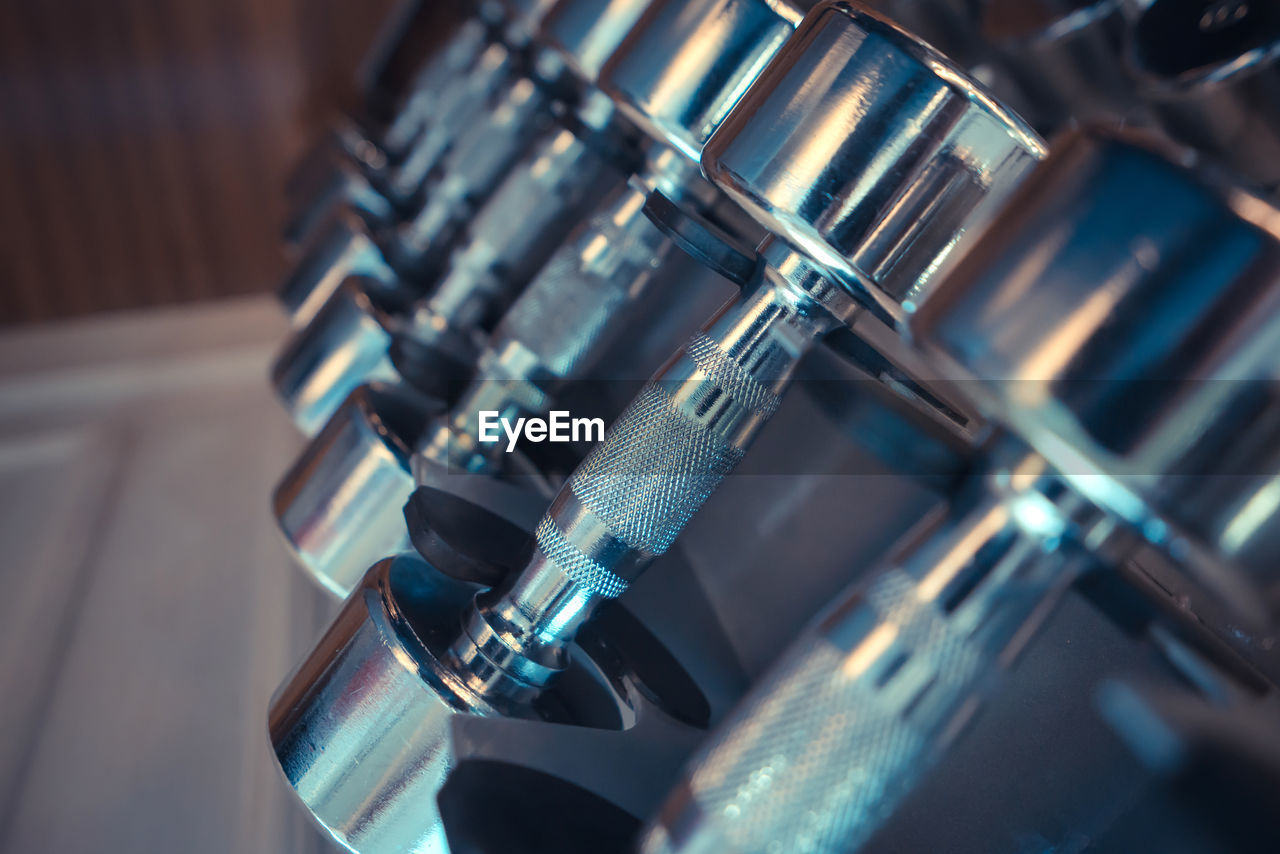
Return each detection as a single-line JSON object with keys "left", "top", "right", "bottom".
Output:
{"left": 639, "top": 127, "right": 1280, "bottom": 854}
{"left": 443, "top": 0, "right": 1044, "bottom": 708}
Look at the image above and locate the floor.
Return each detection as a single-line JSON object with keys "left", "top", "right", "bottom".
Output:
{"left": 0, "top": 297, "right": 336, "bottom": 853}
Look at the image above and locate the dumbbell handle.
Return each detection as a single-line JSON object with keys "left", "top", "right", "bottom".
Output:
{"left": 420, "top": 179, "right": 678, "bottom": 472}
{"left": 447, "top": 252, "right": 859, "bottom": 700}
{"left": 379, "top": 16, "right": 492, "bottom": 159}
{"left": 639, "top": 486, "right": 1083, "bottom": 854}
{"left": 528, "top": 277, "right": 823, "bottom": 591}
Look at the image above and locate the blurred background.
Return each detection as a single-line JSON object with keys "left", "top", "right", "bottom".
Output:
{"left": 0, "top": 2, "right": 457, "bottom": 851}
{"left": 0, "top": 0, "right": 453, "bottom": 325}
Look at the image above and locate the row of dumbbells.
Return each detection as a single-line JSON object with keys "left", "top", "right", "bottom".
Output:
{"left": 263, "top": 0, "right": 1280, "bottom": 852}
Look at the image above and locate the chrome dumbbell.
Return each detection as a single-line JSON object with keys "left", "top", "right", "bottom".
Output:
{"left": 273, "top": 0, "right": 804, "bottom": 595}
{"left": 1128, "top": 0, "right": 1280, "bottom": 194}
{"left": 283, "top": 0, "right": 474, "bottom": 217}
{"left": 417, "top": 0, "right": 809, "bottom": 477}
{"left": 280, "top": 0, "right": 619, "bottom": 328}
{"left": 364, "top": 0, "right": 674, "bottom": 273}
{"left": 467, "top": 0, "right": 1043, "bottom": 672}
{"left": 271, "top": 0, "right": 800, "bottom": 437}
{"left": 268, "top": 2, "right": 1044, "bottom": 848}
{"left": 272, "top": 1, "right": 664, "bottom": 435}
{"left": 636, "top": 127, "right": 1280, "bottom": 854}
{"left": 284, "top": 0, "right": 517, "bottom": 250}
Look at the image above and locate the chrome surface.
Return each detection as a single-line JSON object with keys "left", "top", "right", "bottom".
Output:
{"left": 283, "top": 17, "right": 495, "bottom": 250}
{"left": 273, "top": 0, "right": 812, "bottom": 607}
{"left": 382, "top": 18, "right": 495, "bottom": 159}
{"left": 913, "top": 128, "right": 1280, "bottom": 592}
{"left": 269, "top": 556, "right": 502, "bottom": 854}
{"left": 402, "top": 118, "right": 631, "bottom": 362}
{"left": 274, "top": 114, "right": 631, "bottom": 434}
{"left": 599, "top": 0, "right": 803, "bottom": 160}
{"left": 276, "top": 0, "right": 808, "bottom": 442}
{"left": 863, "top": 0, "right": 990, "bottom": 68}
{"left": 703, "top": 1, "right": 1047, "bottom": 320}
{"left": 270, "top": 553, "right": 713, "bottom": 854}
{"left": 283, "top": 0, "right": 640, "bottom": 317}
{"left": 454, "top": 245, "right": 854, "bottom": 690}
{"left": 257, "top": 2, "right": 1280, "bottom": 851}
{"left": 274, "top": 377, "right": 554, "bottom": 599}
{"left": 539, "top": 0, "right": 659, "bottom": 84}
{"left": 273, "top": 383, "right": 435, "bottom": 597}
{"left": 382, "top": 73, "right": 557, "bottom": 282}
{"left": 638, "top": 129, "right": 1280, "bottom": 854}
{"left": 273, "top": 277, "right": 404, "bottom": 437}
{"left": 419, "top": 178, "right": 679, "bottom": 474}
{"left": 279, "top": 213, "right": 398, "bottom": 330}
{"left": 440, "top": 0, "right": 1044, "bottom": 739}
{"left": 388, "top": 40, "right": 523, "bottom": 215}
{"left": 380, "top": 18, "right": 497, "bottom": 161}
{"left": 417, "top": 0, "right": 804, "bottom": 480}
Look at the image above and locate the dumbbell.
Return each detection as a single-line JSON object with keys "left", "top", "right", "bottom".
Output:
{"left": 447, "top": 0, "right": 1044, "bottom": 689}
{"left": 280, "top": 0, "right": 631, "bottom": 328}
{"left": 417, "top": 0, "right": 824, "bottom": 478}
{"left": 635, "top": 127, "right": 1280, "bottom": 854}
{"left": 273, "top": 0, "right": 804, "bottom": 595}
{"left": 272, "top": 2, "right": 673, "bottom": 434}
{"left": 283, "top": 0, "right": 524, "bottom": 250}
{"left": 271, "top": 0, "right": 810, "bottom": 440}
{"left": 284, "top": 0, "right": 483, "bottom": 182}
{"left": 1128, "top": 0, "right": 1280, "bottom": 194}
{"left": 268, "top": 2, "right": 1044, "bottom": 848}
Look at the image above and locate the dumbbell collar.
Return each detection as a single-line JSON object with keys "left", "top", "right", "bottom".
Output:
{"left": 635, "top": 143, "right": 719, "bottom": 214}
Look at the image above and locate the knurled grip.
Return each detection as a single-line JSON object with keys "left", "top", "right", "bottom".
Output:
{"left": 682, "top": 334, "right": 782, "bottom": 421}
{"left": 498, "top": 189, "right": 671, "bottom": 378}
{"left": 569, "top": 382, "right": 746, "bottom": 560}
{"left": 533, "top": 516, "right": 630, "bottom": 600}
{"left": 565, "top": 331, "right": 781, "bottom": 561}
{"left": 643, "top": 568, "right": 990, "bottom": 854}
{"left": 506, "top": 282, "right": 809, "bottom": 628}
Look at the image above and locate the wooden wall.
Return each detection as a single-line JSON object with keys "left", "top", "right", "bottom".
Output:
{"left": 0, "top": 0, "right": 428, "bottom": 325}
